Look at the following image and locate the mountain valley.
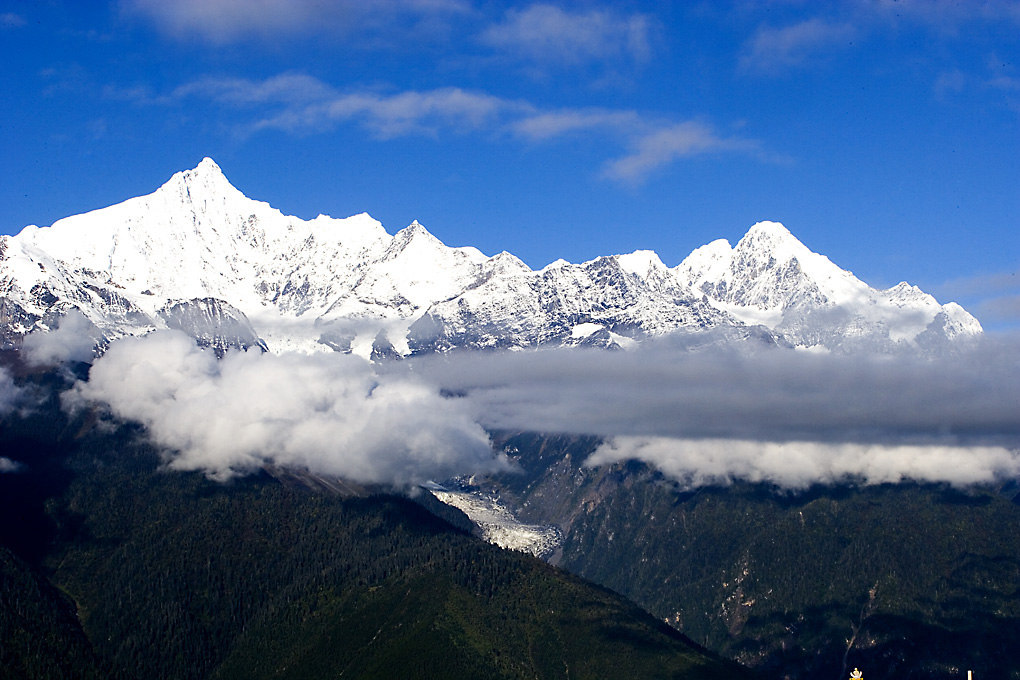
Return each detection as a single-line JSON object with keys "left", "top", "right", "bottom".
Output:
{"left": 1, "top": 159, "right": 1017, "bottom": 680}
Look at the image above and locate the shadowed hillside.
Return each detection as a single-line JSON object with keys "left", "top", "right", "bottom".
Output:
{"left": 0, "top": 361, "right": 751, "bottom": 680}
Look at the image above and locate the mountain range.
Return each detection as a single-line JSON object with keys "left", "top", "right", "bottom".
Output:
{"left": 3, "top": 159, "right": 1013, "bottom": 680}
{"left": 0, "top": 158, "right": 980, "bottom": 357}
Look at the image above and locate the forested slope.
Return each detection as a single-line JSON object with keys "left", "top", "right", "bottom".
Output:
{"left": 0, "top": 361, "right": 750, "bottom": 680}
{"left": 487, "top": 433, "right": 1020, "bottom": 679}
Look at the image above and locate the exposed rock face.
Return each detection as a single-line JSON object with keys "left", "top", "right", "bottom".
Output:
{"left": 157, "top": 298, "right": 267, "bottom": 356}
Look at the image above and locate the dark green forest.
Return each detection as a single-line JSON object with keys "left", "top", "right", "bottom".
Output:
{"left": 0, "top": 358, "right": 749, "bottom": 680}
{"left": 487, "top": 433, "right": 1020, "bottom": 679}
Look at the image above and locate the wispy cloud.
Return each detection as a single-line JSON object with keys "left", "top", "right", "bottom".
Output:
{"left": 177, "top": 76, "right": 529, "bottom": 138}
{"left": 740, "top": 18, "right": 856, "bottom": 73}
{"left": 173, "top": 73, "right": 762, "bottom": 182}
{"left": 602, "top": 122, "right": 758, "bottom": 182}
{"left": 479, "top": 4, "right": 651, "bottom": 66}
{"left": 510, "top": 109, "right": 642, "bottom": 141}
{"left": 174, "top": 72, "right": 336, "bottom": 106}
{"left": 121, "top": 0, "right": 471, "bottom": 43}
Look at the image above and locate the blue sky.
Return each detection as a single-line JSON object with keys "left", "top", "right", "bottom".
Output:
{"left": 1, "top": 1, "right": 1018, "bottom": 329}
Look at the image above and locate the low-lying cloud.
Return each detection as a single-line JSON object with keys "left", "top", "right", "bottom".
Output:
{"left": 23, "top": 310, "right": 97, "bottom": 367}
{"left": 0, "top": 456, "right": 23, "bottom": 473}
{"left": 589, "top": 438, "right": 1020, "bottom": 490}
{"left": 0, "top": 366, "right": 23, "bottom": 416}
{"left": 411, "top": 334, "right": 1020, "bottom": 489}
{"left": 65, "top": 331, "right": 509, "bottom": 484}
{"left": 58, "top": 327, "right": 1020, "bottom": 491}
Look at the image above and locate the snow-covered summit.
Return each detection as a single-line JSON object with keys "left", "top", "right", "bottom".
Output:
{"left": 676, "top": 220, "right": 981, "bottom": 350}
{"left": 0, "top": 160, "right": 981, "bottom": 357}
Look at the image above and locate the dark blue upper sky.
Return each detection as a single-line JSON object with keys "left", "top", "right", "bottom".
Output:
{"left": 1, "top": 0, "right": 1017, "bottom": 329}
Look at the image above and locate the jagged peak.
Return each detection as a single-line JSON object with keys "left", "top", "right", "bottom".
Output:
{"left": 540, "top": 258, "right": 571, "bottom": 272}
{"left": 486, "top": 250, "right": 532, "bottom": 274}
{"left": 195, "top": 156, "right": 222, "bottom": 173}
{"left": 615, "top": 250, "right": 667, "bottom": 277}
{"left": 746, "top": 220, "right": 793, "bottom": 237}
{"left": 675, "top": 238, "right": 733, "bottom": 281}
{"left": 733, "top": 221, "right": 835, "bottom": 280}
{"left": 394, "top": 220, "right": 441, "bottom": 245}
{"left": 159, "top": 157, "right": 244, "bottom": 201}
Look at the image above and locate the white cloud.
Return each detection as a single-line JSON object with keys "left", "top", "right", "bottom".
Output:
{"left": 590, "top": 438, "right": 1020, "bottom": 490}
{"left": 412, "top": 335, "right": 1020, "bottom": 489}
{"left": 602, "top": 122, "right": 757, "bottom": 181}
{"left": 22, "top": 310, "right": 97, "bottom": 367}
{"left": 174, "top": 72, "right": 337, "bottom": 106}
{"left": 479, "top": 4, "right": 651, "bottom": 66}
{"left": 176, "top": 77, "right": 529, "bottom": 139}
{"left": 511, "top": 109, "right": 641, "bottom": 141}
{"left": 65, "top": 331, "right": 509, "bottom": 485}
{"left": 314, "top": 88, "right": 520, "bottom": 138}
{"left": 0, "top": 457, "right": 23, "bottom": 473}
{"left": 741, "top": 19, "right": 856, "bottom": 73}
{"left": 174, "top": 73, "right": 762, "bottom": 181}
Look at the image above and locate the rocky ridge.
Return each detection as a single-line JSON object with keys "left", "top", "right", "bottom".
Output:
{"left": 0, "top": 158, "right": 980, "bottom": 357}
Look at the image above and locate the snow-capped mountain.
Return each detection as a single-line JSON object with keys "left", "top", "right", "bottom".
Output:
{"left": 0, "top": 158, "right": 980, "bottom": 357}
{"left": 676, "top": 221, "right": 981, "bottom": 353}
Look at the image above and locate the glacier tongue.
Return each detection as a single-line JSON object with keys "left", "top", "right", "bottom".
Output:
{"left": 424, "top": 481, "right": 562, "bottom": 559}
{"left": 0, "top": 159, "right": 982, "bottom": 357}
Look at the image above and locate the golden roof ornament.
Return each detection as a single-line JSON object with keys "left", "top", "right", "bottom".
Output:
{"left": 850, "top": 669, "right": 863, "bottom": 680}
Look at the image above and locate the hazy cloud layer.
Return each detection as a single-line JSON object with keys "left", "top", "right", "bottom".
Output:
{"left": 412, "top": 335, "right": 1020, "bottom": 488}
{"left": 22, "top": 311, "right": 97, "bottom": 367}
{"left": 66, "top": 331, "right": 509, "bottom": 484}
{"left": 56, "top": 322, "right": 1020, "bottom": 490}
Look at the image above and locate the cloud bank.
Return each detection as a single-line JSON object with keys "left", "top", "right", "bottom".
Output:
{"left": 589, "top": 438, "right": 1020, "bottom": 490}
{"left": 58, "top": 325, "right": 1020, "bottom": 491}
{"left": 412, "top": 334, "right": 1020, "bottom": 489}
{"left": 66, "top": 331, "right": 508, "bottom": 484}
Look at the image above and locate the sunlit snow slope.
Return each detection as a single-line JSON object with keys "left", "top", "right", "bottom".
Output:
{"left": 0, "top": 158, "right": 980, "bottom": 356}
